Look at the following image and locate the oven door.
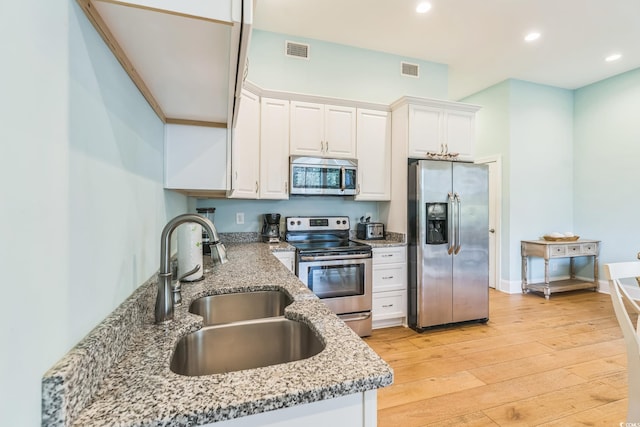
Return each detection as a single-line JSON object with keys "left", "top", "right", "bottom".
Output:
{"left": 297, "top": 255, "right": 372, "bottom": 315}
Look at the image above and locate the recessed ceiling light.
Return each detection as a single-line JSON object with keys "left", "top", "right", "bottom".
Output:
{"left": 605, "top": 53, "right": 622, "bottom": 62}
{"left": 524, "top": 32, "right": 541, "bottom": 42}
{"left": 416, "top": 2, "right": 432, "bottom": 13}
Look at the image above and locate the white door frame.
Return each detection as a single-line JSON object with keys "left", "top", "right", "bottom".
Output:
{"left": 475, "top": 155, "right": 502, "bottom": 292}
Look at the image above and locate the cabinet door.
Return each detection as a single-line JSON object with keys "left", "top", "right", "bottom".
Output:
{"left": 290, "top": 101, "right": 324, "bottom": 156}
{"left": 356, "top": 109, "right": 390, "bottom": 201}
{"left": 229, "top": 90, "right": 260, "bottom": 198}
{"left": 164, "top": 124, "right": 228, "bottom": 191}
{"left": 324, "top": 105, "right": 356, "bottom": 158}
{"left": 444, "top": 109, "right": 475, "bottom": 161}
{"left": 260, "top": 98, "right": 290, "bottom": 199}
{"left": 408, "top": 104, "right": 442, "bottom": 158}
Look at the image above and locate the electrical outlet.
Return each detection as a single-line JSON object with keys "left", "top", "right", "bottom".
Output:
{"left": 236, "top": 212, "right": 245, "bottom": 225}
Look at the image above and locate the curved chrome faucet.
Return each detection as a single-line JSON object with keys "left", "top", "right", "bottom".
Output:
{"left": 155, "top": 213, "right": 228, "bottom": 324}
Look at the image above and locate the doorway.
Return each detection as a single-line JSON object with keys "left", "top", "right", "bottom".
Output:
{"left": 476, "top": 156, "right": 501, "bottom": 290}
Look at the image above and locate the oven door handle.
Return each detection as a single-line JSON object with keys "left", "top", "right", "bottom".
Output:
{"left": 300, "top": 253, "right": 371, "bottom": 261}
{"left": 339, "top": 312, "right": 372, "bottom": 322}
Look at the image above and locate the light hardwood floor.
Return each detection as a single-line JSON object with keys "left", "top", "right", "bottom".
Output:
{"left": 364, "top": 289, "right": 630, "bottom": 426}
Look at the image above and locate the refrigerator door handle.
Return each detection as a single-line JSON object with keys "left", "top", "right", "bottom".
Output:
{"left": 447, "top": 192, "right": 455, "bottom": 255}
{"left": 454, "top": 193, "right": 462, "bottom": 255}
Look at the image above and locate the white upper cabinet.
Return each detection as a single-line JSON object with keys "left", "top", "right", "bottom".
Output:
{"left": 324, "top": 105, "right": 357, "bottom": 158}
{"left": 290, "top": 101, "right": 356, "bottom": 158}
{"left": 402, "top": 98, "right": 480, "bottom": 162}
{"left": 356, "top": 109, "right": 391, "bottom": 201}
{"left": 408, "top": 105, "right": 443, "bottom": 156}
{"left": 164, "top": 124, "right": 228, "bottom": 193}
{"left": 260, "top": 98, "right": 290, "bottom": 199}
{"left": 229, "top": 90, "right": 260, "bottom": 198}
{"left": 79, "top": 0, "right": 252, "bottom": 128}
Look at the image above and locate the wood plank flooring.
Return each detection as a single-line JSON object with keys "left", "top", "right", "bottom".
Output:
{"left": 364, "top": 289, "right": 630, "bottom": 426}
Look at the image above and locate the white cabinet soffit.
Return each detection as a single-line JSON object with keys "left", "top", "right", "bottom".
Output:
{"left": 86, "top": 0, "right": 237, "bottom": 127}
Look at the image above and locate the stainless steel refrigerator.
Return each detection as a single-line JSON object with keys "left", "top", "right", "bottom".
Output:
{"left": 408, "top": 159, "right": 489, "bottom": 331}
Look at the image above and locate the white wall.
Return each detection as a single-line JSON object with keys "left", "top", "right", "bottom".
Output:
{"left": 0, "top": 2, "right": 188, "bottom": 425}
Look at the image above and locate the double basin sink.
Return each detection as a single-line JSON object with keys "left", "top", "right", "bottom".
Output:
{"left": 170, "top": 290, "right": 325, "bottom": 376}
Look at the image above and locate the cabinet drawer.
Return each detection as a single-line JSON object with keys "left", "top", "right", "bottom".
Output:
{"left": 373, "top": 247, "right": 406, "bottom": 264}
{"left": 372, "top": 264, "right": 406, "bottom": 292}
{"left": 372, "top": 291, "right": 406, "bottom": 320}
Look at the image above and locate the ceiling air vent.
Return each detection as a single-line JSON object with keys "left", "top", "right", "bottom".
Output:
{"left": 401, "top": 61, "right": 420, "bottom": 78}
{"left": 285, "top": 41, "right": 310, "bottom": 59}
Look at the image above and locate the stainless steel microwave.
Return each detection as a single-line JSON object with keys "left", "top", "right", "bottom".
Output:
{"left": 289, "top": 156, "right": 358, "bottom": 196}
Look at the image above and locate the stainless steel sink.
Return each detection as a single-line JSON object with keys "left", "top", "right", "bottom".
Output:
{"left": 189, "top": 290, "right": 293, "bottom": 325}
{"left": 170, "top": 317, "right": 325, "bottom": 375}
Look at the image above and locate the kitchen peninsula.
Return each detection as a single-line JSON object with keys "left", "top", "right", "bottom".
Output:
{"left": 42, "top": 243, "right": 392, "bottom": 426}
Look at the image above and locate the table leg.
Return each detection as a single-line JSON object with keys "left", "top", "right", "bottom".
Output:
{"left": 570, "top": 257, "right": 575, "bottom": 279}
{"left": 522, "top": 254, "right": 528, "bottom": 293}
{"left": 544, "top": 259, "right": 550, "bottom": 299}
{"left": 594, "top": 254, "right": 599, "bottom": 291}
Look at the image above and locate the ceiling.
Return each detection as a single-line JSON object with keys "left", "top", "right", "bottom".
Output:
{"left": 252, "top": 0, "right": 640, "bottom": 100}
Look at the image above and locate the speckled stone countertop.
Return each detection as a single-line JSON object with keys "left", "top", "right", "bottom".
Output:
{"left": 43, "top": 243, "right": 392, "bottom": 427}
{"left": 350, "top": 231, "right": 407, "bottom": 248}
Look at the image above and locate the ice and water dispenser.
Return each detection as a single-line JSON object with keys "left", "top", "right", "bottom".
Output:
{"left": 426, "top": 203, "right": 448, "bottom": 244}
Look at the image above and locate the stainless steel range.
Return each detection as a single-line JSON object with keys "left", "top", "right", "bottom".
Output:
{"left": 285, "top": 216, "right": 372, "bottom": 337}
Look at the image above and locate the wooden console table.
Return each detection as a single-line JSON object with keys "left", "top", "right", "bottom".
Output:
{"left": 521, "top": 239, "right": 600, "bottom": 299}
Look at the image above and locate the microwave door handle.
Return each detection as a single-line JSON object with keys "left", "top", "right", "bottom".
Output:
{"left": 340, "top": 166, "right": 346, "bottom": 191}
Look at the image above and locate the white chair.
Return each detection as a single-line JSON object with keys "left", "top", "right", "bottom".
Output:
{"left": 604, "top": 262, "right": 640, "bottom": 423}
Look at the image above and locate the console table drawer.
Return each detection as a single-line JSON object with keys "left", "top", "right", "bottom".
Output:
{"left": 582, "top": 243, "right": 598, "bottom": 254}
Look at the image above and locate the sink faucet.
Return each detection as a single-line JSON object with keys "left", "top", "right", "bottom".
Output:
{"left": 155, "top": 213, "right": 228, "bottom": 324}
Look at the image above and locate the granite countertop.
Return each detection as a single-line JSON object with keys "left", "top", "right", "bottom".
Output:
{"left": 350, "top": 231, "right": 407, "bottom": 248}
{"left": 43, "top": 243, "right": 392, "bottom": 427}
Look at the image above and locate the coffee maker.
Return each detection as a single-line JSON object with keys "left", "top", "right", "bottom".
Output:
{"left": 261, "top": 213, "right": 281, "bottom": 243}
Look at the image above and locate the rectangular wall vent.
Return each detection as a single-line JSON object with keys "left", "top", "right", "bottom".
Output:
{"left": 285, "top": 41, "right": 310, "bottom": 59}
{"left": 401, "top": 62, "right": 420, "bottom": 78}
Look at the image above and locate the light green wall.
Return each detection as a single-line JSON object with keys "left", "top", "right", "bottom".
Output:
{"left": 0, "top": 2, "right": 188, "bottom": 424}
{"left": 463, "top": 81, "right": 512, "bottom": 280}
{"left": 198, "top": 198, "right": 379, "bottom": 233}
{"left": 206, "top": 30, "right": 450, "bottom": 230}
{"left": 248, "top": 30, "right": 449, "bottom": 103}
{"left": 464, "top": 80, "right": 574, "bottom": 283}
{"left": 574, "top": 68, "right": 640, "bottom": 265}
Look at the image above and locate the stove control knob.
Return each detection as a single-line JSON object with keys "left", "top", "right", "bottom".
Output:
{"left": 297, "top": 220, "right": 301, "bottom": 225}
{"left": 342, "top": 220, "right": 347, "bottom": 225}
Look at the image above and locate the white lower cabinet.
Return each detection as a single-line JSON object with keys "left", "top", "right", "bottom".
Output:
{"left": 200, "top": 390, "right": 377, "bottom": 427}
{"left": 273, "top": 251, "right": 295, "bottom": 273}
{"left": 372, "top": 247, "right": 407, "bottom": 329}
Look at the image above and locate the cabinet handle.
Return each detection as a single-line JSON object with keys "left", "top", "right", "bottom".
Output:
{"left": 284, "top": 181, "right": 288, "bottom": 194}
{"left": 326, "top": 141, "right": 329, "bottom": 152}
{"left": 382, "top": 304, "right": 394, "bottom": 308}
{"left": 444, "top": 143, "right": 449, "bottom": 154}
{"left": 320, "top": 141, "right": 325, "bottom": 152}
{"left": 440, "top": 143, "right": 444, "bottom": 154}
{"left": 255, "top": 181, "right": 259, "bottom": 193}
{"left": 382, "top": 276, "right": 394, "bottom": 280}
{"left": 382, "top": 254, "right": 393, "bottom": 258}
